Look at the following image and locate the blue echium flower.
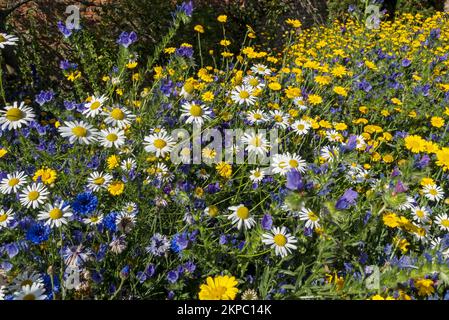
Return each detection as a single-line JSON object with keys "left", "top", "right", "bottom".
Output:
{"left": 286, "top": 169, "right": 303, "bottom": 190}
{"left": 167, "top": 270, "right": 179, "bottom": 284}
{"left": 72, "top": 192, "right": 98, "bottom": 215}
{"left": 35, "top": 90, "right": 54, "bottom": 106}
{"left": 116, "top": 31, "right": 138, "bottom": 48}
{"left": 176, "top": 44, "right": 194, "bottom": 58}
{"left": 171, "top": 232, "right": 189, "bottom": 253}
{"left": 176, "top": 1, "right": 193, "bottom": 17}
{"left": 261, "top": 214, "right": 273, "bottom": 230}
{"left": 26, "top": 223, "right": 51, "bottom": 245}
{"left": 335, "top": 188, "right": 358, "bottom": 210}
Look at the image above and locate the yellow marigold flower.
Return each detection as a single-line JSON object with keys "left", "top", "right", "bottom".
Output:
{"left": 334, "top": 122, "right": 347, "bottom": 131}
{"left": 319, "top": 120, "right": 332, "bottom": 129}
{"left": 205, "top": 205, "right": 219, "bottom": 218}
{"left": 164, "top": 47, "right": 176, "bottom": 54}
{"left": 33, "top": 168, "right": 57, "bottom": 185}
{"left": 199, "top": 275, "right": 238, "bottom": 300}
{"left": 221, "top": 51, "right": 233, "bottom": 58}
{"left": 314, "top": 75, "right": 331, "bottom": 86}
{"left": 126, "top": 61, "right": 138, "bottom": 69}
{"left": 383, "top": 212, "right": 400, "bottom": 228}
{"left": 286, "top": 18, "right": 301, "bottom": 28}
{"left": 383, "top": 154, "right": 394, "bottom": 163}
{"left": 421, "top": 177, "right": 435, "bottom": 186}
{"left": 0, "top": 148, "right": 7, "bottom": 158}
{"left": 108, "top": 181, "right": 124, "bottom": 196}
{"left": 431, "top": 116, "right": 445, "bottom": 128}
{"left": 67, "top": 71, "right": 81, "bottom": 82}
{"left": 202, "top": 91, "right": 214, "bottom": 102}
{"left": 333, "top": 86, "right": 348, "bottom": 97}
{"left": 381, "top": 109, "right": 390, "bottom": 117}
{"left": 284, "top": 86, "right": 301, "bottom": 99}
{"left": 371, "top": 295, "right": 385, "bottom": 300}
{"left": 364, "top": 60, "right": 378, "bottom": 71}
{"left": 308, "top": 94, "right": 322, "bottom": 105}
{"left": 404, "top": 135, "right": 426, "bottom": 153}
{"left": 359, "top": 106, "right": 368, "bottom": 114}
{"left": 132, "top": 73, "right": 140, "bottom": 81}
{"left": 394, "top": 237, "right": 410, "bottom": 253}
{"left": 216, "top": 162, "right": 232, "bottom": 178}
{"left": 217, "top": 15, "right": 227, "bottom": 23}
{"left": 391, "top": 98, "right": 402, "bottom": 105}
{"left": 107, "top": 155, "right": 120, "bottom": 170}
{"left": 415, "top": 278, "right": 435, "bottom": 296}
{"left": 102, "top": 75, "right": 110, "bottom": 82}
{"left": 331, "top": 64, "right": 347, "bottom": 78}
{"left": 268, "top": 82, "right": 282, "bottom": 91}
{"left": 194, "top": 25, "right": 204, "bottom": 33}
{"left": 436, "top": 147, "right": 449, "bottom": 171}
{"left": 219, "top": 39, "right": 231, "bottom": 47}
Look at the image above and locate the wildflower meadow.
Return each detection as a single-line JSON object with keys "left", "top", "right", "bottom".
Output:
{"left": 1, "top": 0, "right": 449, "bottom": 302}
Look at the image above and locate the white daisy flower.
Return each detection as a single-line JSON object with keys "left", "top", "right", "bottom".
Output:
{"left": 241, "top": 131, "right": 269, "bottom": 156}
{"left": 0, "top": 171, "right": 27, "bottom": 194}
{"left": 13, "top": 283, "right": 46, "bottom": 300}
{"left": 284, "top": 152, "right": 307, "bottom": 173}
{"left": 0, "top": 208, "right": 14, "bottom": 228}
{"left": 180, "top": 102, "right": 212, "bottom": 125}
{"left": 144, "top": 131, "right": 176, "bottom": 157}
{"left": 320, "top": 146, "right": 339, "bottom": 162}
{"left": 262, "top": 226, "right": 298, "bottom": 257}
{"left": 120, "top": 158, "right": 136, "bottom": 171}
{"left": 397, "top": 196, "right": 416, "bottom": 211}
{"left": 0, "top": 286, "right": 4, "bottom": 300}
{"left": 0, "top": 101, "right": 35, "bottom": 131}
{"left": 326, "top": 130, "right": 343, "bottom": 142}
{"left": 270, "top": 110, "right": 289, "bottom": 129}
{"left": 227, "top": 204, "right": 256, "bottom": 230}
{"left": 230, "top": 85, "right": 256, "bottom": 106}
{"left": 37, "top": 201, "right": 73, "bottom": 228}
{"left": 435, "top": 213, "right": 449, "bottom": 232}
{"left": 0, "top": 33, "right": 19, "bottom": 48}
{"left": 104, "top": 106, "right": 135, "bottom": 129}
{"left": 11, "top": 271, "right": 44, "bottom": 292}
{"left": 291, "top": 119, "right": 311, "bottom": 136}
{"left": 249, "top": 167, "right": 266, "bottom": 182}
{"left": 123, "top": 202, "right": 138, "bottom": 214}
{"left": 87, "top": 171, "right": 112, "bottom": 192}
{"left": 19, "top": 183, "right": 49, "bottom": 209}
{"left": 299, "top": 207, "right": 320, "bottom": 229}
{"left": 99, "top": 127, "right": 125, "bottom": 148}
{"left": 83, "top": 95, "right": 108, "bottom": 118}
{"left": 83, "top": 213, "right": 104, "bottom": 226}
{"left": 293, "top": 97, "right": 307, "bottom": 110}
{"left": 271, "top": 154, "right": 290, "bottom": 176}
{"left": 355, "top": 135, "right": 366, "bottom": 150}
{"left": 246, "top": 109, "right": 267, "bottom": 125}
{"left": 58, "top": 120, "right": 98, "bottom": 145}
{"left": 243, "top": 75, "right": 265, "bottom": 90}
{"left": 251, "top": 63, "right": 271, "bottom": 76}
{"left": 422, "top": 184, "right": 444, "bottom": 202}
{"left": 115, "top": 211, "right": 136, "bottom": 233}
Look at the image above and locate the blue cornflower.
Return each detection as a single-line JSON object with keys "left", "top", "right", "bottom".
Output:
{"left": 176, "top": 44, "right": 194, "bottom": 58}
{"left": 146, "top": 233, "right": 170, "bottom": 256}
{"left": 176, "top": 1, "right": 193, "bottom": 17}
{"left": 72, "top": 192, "right": 98, "bottom": 215}
{"left": 26, "top": 223, "right": 51, "bottom": 244}
{"left": 261, "top": 214, "right": 273, "bottom": 230}
{"left": 286, "top": 169, "right": 303, "bottom": 190}
{"left": 171, "top": 232, "right": 189, "bottom": 253}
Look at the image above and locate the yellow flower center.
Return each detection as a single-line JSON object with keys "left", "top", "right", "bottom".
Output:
{"left": 239, "top": 91, "right": 250, "bottom": 99}
{"left": 153, "top": 139, "right": 167, "bottom": 149}
{"left": 110, "top": 108, "right": 125, "bottom": 120}
{"left": 274, "top": 115, "right": 283, "bottom": 122}
{"left": 211, "top": 286, "right": 227, "bottom": 299}
{"left": 308, "top": 211, "right": 318, "bottom": 221}
{"left": 90, "top": 101, "right": 101, "bottom": 110}
{"left": 296, "top": 124, "right": 305, "bottom": 130}
{"left": 249, "top": 78, "right": 259, "bottom": 87}
{"left": 274, "top": 234, "right": 287, "bottom": 246}
{"left": 429, "top": 189, "right": 438, "bottom": 196}
{"left": 0, "top": 35, "right": 5, "bottom": 43}
{"left": 289, "top": 159, "right": 298, "bottom": 168}
{"left": 23, "top": 294, "right": 36, "bottom": 300}
{"left": 0, "top": 214, "right": 7, "bottom": 222}
{"left": 8, "top": 178, "right": 20, "bottom": 187}
{"left": 28, "top": 191, "right": 40, "bottom": 201}
{"left": 236, "top": 206, "right": 249, "bottom": 220}
{"left": 189, "top": 105, "right": 203, "bottom": 117}
{"left": 416, "top": 210, "right": 424, "bottom": 218}
{"left": 253, "top": 171, "right": 261, "bottom": 177}
{"left": 251, "top": 136, "right": 262, "bottom": 147}
{"left": 49, "top": 208, "right": 63, "bottom": 220}
{"left": 106, "top": 133, "right": 118, "bottom": 142}
{"left": 90, "top": 216, "right": 99, "bottom": 223}
{"left": 441, "top": 219, "right": 449, "bottom": 228}
{"left": 93, "top": 177, "right": 105, "bottom": 185}
{"left": 5, "top": 108, "right": 23, "bottom": 121}
{"left": 21, "top": 280, "right": 33, "bottom": 287}
{"left": 253, "top": 113, "right": 262, "bottom": 120}
{"left": 72, "top": 126, "right": 87, "bottom": 137}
